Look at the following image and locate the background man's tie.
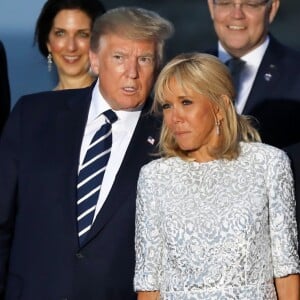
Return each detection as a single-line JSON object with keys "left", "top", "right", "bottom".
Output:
{"left": 76, "top": 109, "right": 117, "bottom": 246}
{"left": 226, "top": 57, "right": 246, "bottom": 102}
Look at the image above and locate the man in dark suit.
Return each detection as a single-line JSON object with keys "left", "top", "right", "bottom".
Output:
{"left": 0, "top": 40, "right": 11, "bottom": 136}
{"left": 0, "top": 7, "right": 173, "bottom": 300}
{"left": 207, "top": 0, "right": 300, "bottom": 149}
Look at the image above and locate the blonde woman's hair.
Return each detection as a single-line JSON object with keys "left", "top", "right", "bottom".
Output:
{"left": 153, "top": 52, "right": 261, "bottom": 160}
{"left": 90, "top": 6, "right": 174, "bottom": 69}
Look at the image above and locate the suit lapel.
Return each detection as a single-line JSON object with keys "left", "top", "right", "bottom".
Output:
{"left": 243, "top": 36, "right": 282, "bottom": 114}
{"left": 207, "top": 38, "right": 283, "bottom": 114}
{"left": 55, "top": 87, "right": 93, "bottom": 246}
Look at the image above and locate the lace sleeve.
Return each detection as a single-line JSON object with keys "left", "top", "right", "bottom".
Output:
{"left": 134, "top": 163, "right": 162, "bottom": 291}
{"left": 268, "top": 150, "right": 300, "bottom": 277}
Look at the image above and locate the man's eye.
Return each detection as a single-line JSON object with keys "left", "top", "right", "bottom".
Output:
{"left": 215, "top": 0, "right": 231, "bottom": 5}
{"left": 139, "top": 57, "right": 154, "bottom": 65}
{"left": 245, "top": 2, "right": 260, "bottom": 8}
{"left": 113, "top": 55, "right": 123, "bottom": 61}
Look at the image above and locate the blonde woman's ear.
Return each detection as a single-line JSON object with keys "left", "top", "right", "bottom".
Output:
{"left": 220, "top": 94, "right": 231, "bottom": 108}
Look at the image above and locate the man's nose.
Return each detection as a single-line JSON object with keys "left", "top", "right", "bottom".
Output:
{"left": 230, "top": 3, "right": 246, "bottom": 17}
{"left": 126, "top": 59, "right": 139, "bottom": 79}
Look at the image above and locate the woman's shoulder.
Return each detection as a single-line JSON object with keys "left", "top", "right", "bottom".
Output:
{"left": 140, "top": 157, "right": 181, "bottom": 174}
{"left": 241, "top": 142, "right": 290, "bottom": 163}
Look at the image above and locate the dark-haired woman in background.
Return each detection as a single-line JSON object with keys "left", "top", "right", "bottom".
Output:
{"left": 34, "top": 0, "right": 105, "bottom": 90}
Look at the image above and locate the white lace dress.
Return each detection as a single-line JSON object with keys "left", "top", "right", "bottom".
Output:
{"left": 134, "top": 142, "right": 300, "bottom": 299}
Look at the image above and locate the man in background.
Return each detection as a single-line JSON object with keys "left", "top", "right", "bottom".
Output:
{"left": 0, "top": 40, "right": 10, "bottom": 136}
{"left": 207, "top": 0, "right": 300, "bottom": 149}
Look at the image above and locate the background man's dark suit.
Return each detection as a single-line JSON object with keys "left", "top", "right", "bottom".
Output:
{"left": 0, "top": 40, "right": 10, "bottom": 135}
{"left": 0, "top": 86, "right": 160, "bottom": 299}
{"left": 244, "top": 35, "right": 300, "bottom": 148}
{"left": 209, "top": 35, "right": 300, "bottom": 149}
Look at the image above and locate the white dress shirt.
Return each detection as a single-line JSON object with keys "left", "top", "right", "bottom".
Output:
{"left": 78, "top": 79, "right": 142, "bottom": 222}
{"left": 218, "top": 36, "right": 270, "bottom": 114}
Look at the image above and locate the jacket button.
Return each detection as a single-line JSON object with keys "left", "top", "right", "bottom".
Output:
{"left": 76, "top": 252, "right": 84, "bottom": 259}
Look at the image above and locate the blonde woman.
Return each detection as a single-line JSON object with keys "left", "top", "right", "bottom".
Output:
{"left": 134, "top": 53, "right": 300, "bottom": 299}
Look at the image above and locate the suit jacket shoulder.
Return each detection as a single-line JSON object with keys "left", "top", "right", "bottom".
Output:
{"left": 245, "top": 35, "right": 300, "bottom": 148}
{"left": 205, "top": 35, "right": 300, "bottom": 148}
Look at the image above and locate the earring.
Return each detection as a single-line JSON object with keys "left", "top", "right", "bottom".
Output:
{"left": 88, "top": 65, "right": 97, "bottom": 77}
{"left": 47, "top": 53, "right": 53, "bottom": 72}
{"left": 216, "top": 120, "right": 221, "bottom": 135}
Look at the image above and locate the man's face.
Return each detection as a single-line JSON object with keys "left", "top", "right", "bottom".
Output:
{"left": 90, "top": 33, "right": 157, "bottom": 110}
{"left": 207, "top": 0, "right": 280, "bottom": 57}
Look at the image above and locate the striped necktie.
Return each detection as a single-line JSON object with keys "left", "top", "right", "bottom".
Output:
{"left": 76, "top": 109, "right": 117, "bottom": 246}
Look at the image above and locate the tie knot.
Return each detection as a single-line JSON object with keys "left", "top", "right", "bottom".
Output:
{"left": 226, "top": 57, "right": 246, "bottom": 76}
{"left": 103, "top": 109, "right": 118, "bottom": 125}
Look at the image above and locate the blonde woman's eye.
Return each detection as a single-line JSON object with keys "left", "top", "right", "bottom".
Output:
{"left": 162, "top": 103, "right": 171, "bottom": 110}
{"left": 182, "top": 99, "right": 192, "bottom": 105}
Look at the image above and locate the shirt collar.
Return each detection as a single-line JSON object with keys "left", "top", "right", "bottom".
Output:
{"left": 218, "top": 35, "right": 270, "bottom": 68}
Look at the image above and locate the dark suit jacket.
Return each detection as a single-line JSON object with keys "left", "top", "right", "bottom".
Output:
{"left": 0, "top": 85, "right": 161, "bottom": 300}
{"left": 208, "top": 35, "right": 300, "bottom": 149}
{"left": 285, "top": 142, "right": 300, "bottom": 255}
{"left": 0, "top": 41, "right": 10, "bottom": 136}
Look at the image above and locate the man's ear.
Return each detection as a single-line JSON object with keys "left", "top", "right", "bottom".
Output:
{"left": 269, "top": 0, "right": 280, "bottom": 24}
{"left": 207, "top": 0, "right": 215, "bottom": 20}
{"left": 89, "top": 50, "right": 100, "bottom": 75}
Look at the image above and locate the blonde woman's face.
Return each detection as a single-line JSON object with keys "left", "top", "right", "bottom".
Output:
{"left": 47, "top": 9, "right": 91, "bottom": 78}
{"left": 161, "top": 78, "right": 222, "bottom": 162}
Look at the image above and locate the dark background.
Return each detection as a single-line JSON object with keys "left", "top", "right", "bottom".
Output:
{"left": 101, "top": 0, "right": 300, "bottom": 62}
{"left": 0, "top": 0, "right": 299, "bottom": 106}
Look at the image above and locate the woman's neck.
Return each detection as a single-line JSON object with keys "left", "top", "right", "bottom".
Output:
{"left": 54, "top": 73, "right": 95, "bottom": 90}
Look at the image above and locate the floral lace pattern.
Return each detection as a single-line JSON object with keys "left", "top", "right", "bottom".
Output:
{"left": 134, "top": 142, "right": 300, "bottom": 299}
